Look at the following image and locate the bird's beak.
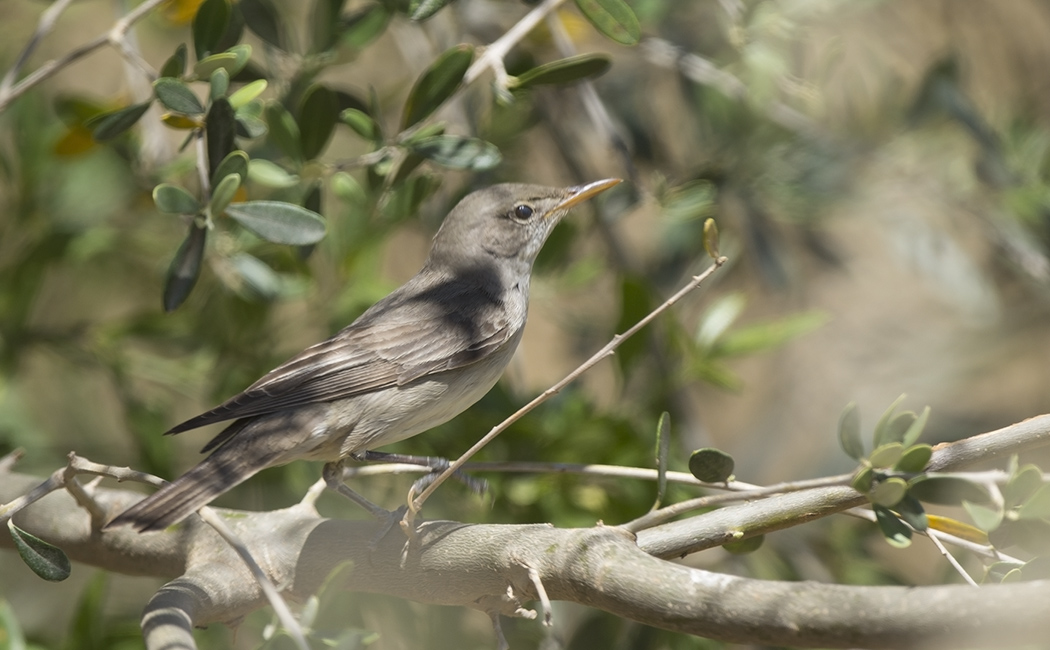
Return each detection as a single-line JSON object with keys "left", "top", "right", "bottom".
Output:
{"left": 552, "top": 178, "right": 623, "bottom": 215}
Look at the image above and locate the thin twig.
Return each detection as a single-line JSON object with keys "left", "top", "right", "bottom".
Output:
{"left": 525, "top": 565, "right": 552, "bottom": 626}
{"left": 196, "top": 507, "right": 310, "bottom": 650}
{"left": 406, "top": 257, "right": 728, "bottom": 525}
{"left": 0, "top": 0, "right": 78, "bottom": 98}
{"left": 464, "top": 0, "right": 571, "bottom": 87}
{"left": 0, "top": 0, "right": 168, "bottom": 112}
{"left": 926, "top": 528, "right": 980, "bottom": 587}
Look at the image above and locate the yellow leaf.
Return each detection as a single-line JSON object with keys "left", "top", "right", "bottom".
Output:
{"left": 53, "top": 125, "right": 97, "bottom": 156}
{"left": 926, "top": 514, "right": 989, "bottom": 545}
{"left": 162, "top": 113, "right": 203, "bottom": 130}
{"left": 163, "top": 0, "right": 206, "bottom": 25}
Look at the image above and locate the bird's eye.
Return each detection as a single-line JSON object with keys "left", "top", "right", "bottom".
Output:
{"left": 513, "top": 204, "right": 534, "bottom": 220}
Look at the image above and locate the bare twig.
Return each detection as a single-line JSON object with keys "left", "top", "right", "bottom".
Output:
{"left": 406, "top": 257, "right": 728, "bottom": 524}
{"left": 464, "top": 0, "right": 571, "bottom": 88}
{"left": 196, "top": 507, "right": 309, "bottom": 650}
{"left": 0, "top": 0, "right": 78, "bottom": 99}
{"left": 0, "top": 0, "right": 167, "bottom": 112}
{"left": 525, "top": 564, "right": 552, "bottom": 626}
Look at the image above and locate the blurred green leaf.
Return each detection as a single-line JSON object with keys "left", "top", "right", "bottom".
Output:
{"left": 1005, "top": 464, "right": 1044, "bottom": 508}
{"left": 231, "top": 252, "right": 281, "bottom": 299}
{"left": 695, "top": 293, "right": 745, "bottom": 348}
{"left": 193, "top": 51, "right": 242, "bottom": 80}
{"left": 160, "top": 43, "right": 187, "bottom": 79}
{"left": 209, "top": 173, "right": 241, "bottom": 216}
{"left": 407, "top": 135, "right": 501, "bottom": 170}
{"left": 703, "top": 218, "right": 720, "bottom": 258}
{"left": 342, "top": 3, "right": 391, "bottom": 49}
{"left": 226, "top": 200, "right": 326, "bottom": 244}
{"left": 901, "top": 405, "right": 930, "bottom": 447}
{"left": 241, "top": 0, "right": 285, "bottom": 50}
{"left": 340, "top": 108, "right": 380, "bottom": 141}
{"left": 851, "top": 465, "right": 874, "bottom": 493}
{"left": 574, "top": 0, "right": 640, "bottom": 46}
{"left": 874, "top": 505, "right": 912, "bottom": 548}
{"left": 213, "top": 149, "right": 249, "bottom": 187}
{"left": 164, "top": 223, "right": 207, "bottom": 312}
{"left": 963, "top": 500, "right": 1003, "bottom": 532}
{"left": 1018, "top": 483, "right": 1050, "bottom": 520}
{"left": 8, "top": 519, "right": 71, "bottom": 582}
{"left": 688, "top": 448, "right": 734, "bottom": 483}
{"left": 908, "top": 475, "right": 992, "bottom": 506}
{"left": 248, "top": 158, "right": 300, "bottom": 188}
{"left": 311, "top": 0, "right": 347, "bottom": 53}
{"left": 236, "top": 101, "right": 268, "bottom": 138}
{"left": 838, "top": 402, "right": 863, "bottom": 461}
{"left": 153, "top": 184, "right": 201, "bottom": 214}
{"left": 652, "top": 411, "right": 670, "bottom": 510}
{"left": 409, "top": 0, "right": 453, "bottom": 21}
{"left": 401, "top": 44, "right": 474, "bottom": 129}
{"left": 514, "top": 54, "right": 612, "bottom": 88}
{"left": 154, "top": 78, "right": 205, "bottom": 114}
{"left": 714, "top": 310, "right": 828, "bottom": 357}
{"left": 895, "top": 494, "right": 928, "bottom": 531}
{"left": 0, "top": 599, "right": 26, "bottom": 650}
{"left": 872, "top": 395, "right": 906, "bottom": 449}
{"left": 870, "top": 476, "right": 907, "bottom": 507}
{"left": 869, "top": 443, "right": 903, "bottom": 469}
{"left": 894, "top": 444, "right": 932, "bottom": 473}
{"left": 193, "top": 0, "right": 231, "bottom": 59}
{"left": 265, "top": 101, "right": 303, "bottom": 162}
{"left": 989, "top": 518, "right": 1050, "bottom": 555}
{"left": 89, "top": 102, "right": 151, "bottom": 141}
{"left": 229, "top": 79, "right": 268, "bottom": 109}
{"left": 299, "top": 84, "right": 339, "bottom": 160}
{"left": 723, "top": 534, "right": 763, "bottom": 554}
{"left": 206, "top": 97, "right": 237, "bottom": 180}
{"left": 68, "top": 572, "right": 107, "bottom": 648}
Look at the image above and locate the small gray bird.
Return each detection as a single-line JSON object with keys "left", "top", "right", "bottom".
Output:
{"left": 105, "top": 178, "right": 621, "bottom": 532}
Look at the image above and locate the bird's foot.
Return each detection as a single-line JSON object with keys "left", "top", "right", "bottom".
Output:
{"left": 353, "top": 450, "right": 489, "bottom": 496}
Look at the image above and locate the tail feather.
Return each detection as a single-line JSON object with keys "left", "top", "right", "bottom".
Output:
{"left": 104, "top": 451, "right": 262, "bottom": 532}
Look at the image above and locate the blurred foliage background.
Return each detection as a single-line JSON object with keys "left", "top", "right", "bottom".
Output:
{"left": 2, "top": 0, "right": 1050, "bottom": 648}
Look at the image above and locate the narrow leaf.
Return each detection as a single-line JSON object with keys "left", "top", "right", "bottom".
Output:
{"left": 265, "top": 101, "right": 302, "bottom": 162}
{"left": 401, "top": 44, "right": 474, "bottom": 129}
{"left": 229, "top": 79, "right": 268, "bottom": 110}
{"left": 225, "top": 200, "right": 326, "bottom": 245}
{"left": 9, "top": 519, "right": 71, "bottom": 582}
{"left": 248, "top": 158, "right": 300, "bottom": 188}
{"left": 240, "top": 0, "right": 285, "bottom": 50}
{"left": 895, "top": 494, "right": 928, "bottom": 531}
{"left": 407, "top": 134, "right": 501, "bottom": 170}
{"left": 908, "top": 475, "right": 992, "bottom": 506}
{"left": 310, "top": 0, "right": 346, "bottom": 53}
{"left": 901, "top": 405, "right": 930, "bottom": 447}
{"left": 212, "top": 149, "right": 249, "bottom": 187}
{"left": 231, "top": 252, "right": 281, "bottom": 299}
{"left": 703, "top": 218, "right": 720, "bottom": 258}
{"left": 206, "top": 97, "right": 237, "bottom": 180}
{"left": 1018, "top": 483, "right": 1050, "bottom": 520}
{"left": 210, "top": 68, "right": 230, "bottom": 101}
{"left": 874, "top": 505, "right": 912, "bottom": 548}
{"left": 209, "top": 173, "right": 241, "bottom": 215}
{"left": 193, "top": 52, "right": 239, "bottom": 80}
{"left": 1005, "top": 465, "right": 1044, "bottom": 508}
{"left": 574, "top": 0, "right": 641, "bottom": 46}
{"left": 928, "top": 513, "right": 989, "bottom": 544}
{"left": 340, "top": 108, "right": 380, "bottom": 141}
{"left": 837, "top": 401, "right": 863, "bottom": 460}
{"left": 299, "top": 84, "right": 339, "bottom": 160}
{"left": 90, "top": 102, "right": 152, "bottom": 141}
{"left": 409, "top": 0, "right": 454, "bottom": 21}
{"left": 872, "top": 395, "right": 907, "bottom": 449}
{"left": 164, "top": 223, "right": 207, "bottom": 312}
{"left": 153, "top": 184, "right": 201, "bottom": 214}
{"left": 342, "top": 4, "right": 391, "bottom": 50}
{"left": 160, "top": 43, "right": 187, "bottom": 79}
{"left": 154, "top": 78, "right": 205, "bottom": 114}
{"left": 514, "top": 53, "right": 612, "bottom": 88}
{"left": 651, "top": 412, "right": 670, "bottom": 510}
{"left": 962, "top": 501, "right": 1002, "bottom": 533}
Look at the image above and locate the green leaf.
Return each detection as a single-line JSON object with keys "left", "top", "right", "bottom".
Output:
{"left": 870, "top": 476, "right": 907, "bottom": 507}
{"left": 153, "top": 184, "right": 201, "bottom": 214}
{"left": 160, "top": 43, "right": 187, "bottom": 79}
{"left": 894, "top": 444, "right": 932, "bottom": 473}
{"left": 193, "top": 52, "right": 238, "bottom": 80}
{"left": 723, "top": 534, "right": 763, "bottom": 554}
{"left": 0, "top": 599, "right": 27, "bottom": 649}
{"left": 1018, "top": 483, "right": 1050, "bottom": 520}
{"left": 989, "top": 518, "right": 1050, "bottom": 555}
{"left": 695, "top": 293, "right": 745, "bottom": 348}
{"left": 837, "top": 401, "right": 863, "bottom": 461}
{"left": 164, "top": 223, "right": 207, "bottom": 312}
{"left": 713, "top": 310, "right": 828, "bottom": 357}
{"left": 651, "top": 411, "right": 670, "bottom": 510}
{"left": 401, "top": 44, "right": 474, "bottom": 129}
{"left": 193, "top": 0, "right": 231, "bottom": 59}
{"left": 409, "top": 0, "right": 453, "bottom": 21}
{"left": 310, "top": 0, "right": 347, "bottom": 53}
{"left": 688, "top": 448, "right": 734, "bottom": 483}
{"left": 1004, "top": 464, "right": 1044, "bottom": 508}
{"left": 209, "top": 173, "right": 241, "bottom": 215}
{"left": 229, "top": 79, "right": 268, "bottom": 109}
{"left": 407, "top": 135, "right": 501, "bottom": 170}
{"left": 901, "top": 405, "right": 930, "bottom": 447}
{"left": 265, "top": 101, "right": 302, "bottom": 162}
{"left": 514, "top": 53, "right": 612, "bottom": 88}
{"left": 212, "top": 149, "right": 249, "bottom": 187}
{"left": 874, "top": 505, "right": 912, "bottom": 548}
{"left": 248, "top": 158, "right": 300, "bottom": 188}
{"left": 895, "top": 494, "right": 928, "bottom": 531}
{"left": 703, "top": 218, "right": 720, "bottom": 258}
{"left": 210, "top": 68, "right": 230, "bottom": 101}
{"left": 154, "top": 77, "right": 205, "bottom": 114}
{"left": 241, "top": 0, "right": 285, "bottom": 50}
{"left": 963, "top": 500, "right": 1003, "bottom": 532}
{"left": 299, "top": 84, "right": 339, "bottom": 160}
{"left": 340, "top": 108, "right": 380, "bottom": 141}
{"left": 872, "top": 395, "right": 907, "bottom": 449}
{"left": 8, "top": 519, "right": 71, "bottom": 582}
{"left": 908, "top": 475, "right": 992, "bottom": 506}
{"left": 869, "top": 443, "right": 903, "bottom": 469}
{"left": 231, "top": 252, "right": 281, "bottom": 299}
{"left": 851, "top": 466, "right": 875, "bottom": 493}
{"left": 90, "top": 102, "right": 151, "bottom": 141}
{"left": 342, "top": 3, "right": 391, "bottom": 49}
{"left": 206, "top": 97, "right": 237, "bottom": 180}
{"left": 574, "top": 0, "right": 640, "bottom": 46}
{"left": 225, "top": 200, "right": 326, "bottom": 244}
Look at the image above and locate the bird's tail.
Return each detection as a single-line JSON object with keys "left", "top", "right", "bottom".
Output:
{"left": 104, "top": 420, "right": 286, "bottom": 532}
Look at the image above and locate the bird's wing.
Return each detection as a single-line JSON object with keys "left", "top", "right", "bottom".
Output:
{"left": 166, "top": 280, "right": 516, "bottom": 435}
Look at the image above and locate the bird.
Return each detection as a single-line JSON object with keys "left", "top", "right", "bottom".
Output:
{"left": 104, "top": 178, "right": 622, "bottom": 532}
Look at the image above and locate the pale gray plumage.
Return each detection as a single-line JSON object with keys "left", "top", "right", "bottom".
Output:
{"left": 104, "top": 179, "right": 620, "bottom": 532}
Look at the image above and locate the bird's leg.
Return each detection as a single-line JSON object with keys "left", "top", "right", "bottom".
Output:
{"left": 352, "top": 450, "right": 489, "bottom": 495}
{"left": 321, "top": 460, "right": 392, "bottom": 519}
